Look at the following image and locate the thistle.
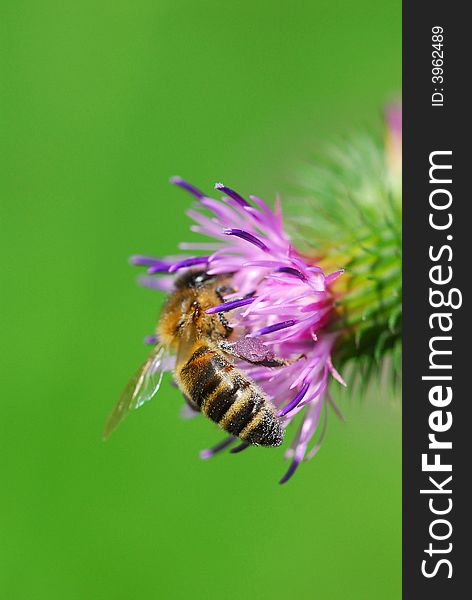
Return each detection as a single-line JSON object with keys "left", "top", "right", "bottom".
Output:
{"left": 128, "top": 107, "right": 402, "bottom": 483}
{"left": 289, "top": 105, "right": 402, "bottom": 391}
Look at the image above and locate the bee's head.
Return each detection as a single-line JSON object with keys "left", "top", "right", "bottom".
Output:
{"left": 158, "top": 270, "right": 232, "bottom": 346}
{"left": 174, "top": 270, "right": 214, "bottom": 290}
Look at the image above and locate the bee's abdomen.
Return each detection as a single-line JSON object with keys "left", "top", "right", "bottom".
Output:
{"left": 179, "top": 346, "right": 284, "bottom": 447}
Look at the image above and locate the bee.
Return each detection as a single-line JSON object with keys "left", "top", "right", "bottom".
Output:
{"left": 104, "top": 270, "right": 286, "bottom": 446}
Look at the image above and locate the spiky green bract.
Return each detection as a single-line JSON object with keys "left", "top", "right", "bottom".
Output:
{"left": 287, "top": 128, "right": 402, "bottom": 391}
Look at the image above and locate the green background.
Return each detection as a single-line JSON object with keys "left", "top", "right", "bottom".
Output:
{"left": 1, "top": 2, "right": 401, "bottom": 599}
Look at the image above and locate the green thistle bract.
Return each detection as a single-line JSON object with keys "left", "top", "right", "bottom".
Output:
{"left": 287, "top": 107, "right": 402, "bottom": 393}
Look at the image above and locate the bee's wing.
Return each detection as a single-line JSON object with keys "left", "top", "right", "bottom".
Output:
{"left": 103, "top": 344, "right": 167, "bottom": 439}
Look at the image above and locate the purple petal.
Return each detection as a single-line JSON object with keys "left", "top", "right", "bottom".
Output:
{"left": 200, "top": 437, "right": 235, "bottom": 459}
{"left": 147, "top": 262, "right": 173, "bottom": 274}
{"left": 277, "top": 381, "right": 310, "bottom": 417}
{"left": 223, "top": 228, "right": 269, "bottom": 252}
{"left": 168, "top": 256, "right": 210, "bottom": 273}
{"left": 215, "top": 183, "right": 250, "bottom": 207}
{"left": 230, "top": 442, "right": 251, "bottom": 454}
{"left": 325, "top": 269, "right": 344, "bottom": 284}
{"left": 187, "top": 210, "right": 225, "bottom": 238}
{"left": 306, "top": 402, "right": 329, "bottom": 460}
{"left": 279, "top": 457, "right": 301, "bottom": 484}
{"left": 243, "top": 260, "right": 286, "bottom": 268}
{"left": 275, "top": 267, "right": 307, "bottom": 281}
{"left": 144, "top": 335, "right": 159, "bottom": 345}
{"left": 200, "top": 197, "right": 243, "bottom": 224}
{"left": 206, "top": 296, "right": 256, "bottom": 314}
{"left": 248, "top": 194, "right": 272, "bottom": 214}
{"left": 130, "top": 255, "right": 168, "bottom": 267}
{"left": 255, "top": 319, "right": 298, "bottom": 336}
{"left": 170, "top": 176, "right": 206, "bottom": 199}
{"left": 327, "top": 393, "right": 345, "bottom": 422}
{"left": 241, "top": 205, "right": 267, "bottom": 225}
{"left": 137, "top": 275, "right": 175, "bottom": 291}
{"left": 327, "top": 356, "right": 347, "bottom": 386}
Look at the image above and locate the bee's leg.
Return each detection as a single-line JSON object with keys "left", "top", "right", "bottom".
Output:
{"left": 216, "top": 311, "right": 233, "bottom": 336}
{"left": 215, "top": 285, "right": 237, "bottom": 336}
{"left": 219, "top": 338, "right": 303, "bottom": 368}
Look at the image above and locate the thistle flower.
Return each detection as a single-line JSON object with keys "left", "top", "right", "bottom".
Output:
{"left": 132, "top": 179, "right": 345, "bottom": 484}
{"left": 130, "top": 110, "right": 402, "bottom": 483}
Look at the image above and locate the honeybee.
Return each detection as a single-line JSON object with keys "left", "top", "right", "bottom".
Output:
{"left": 104, "top": 270, "right": 285, "bottom": 446}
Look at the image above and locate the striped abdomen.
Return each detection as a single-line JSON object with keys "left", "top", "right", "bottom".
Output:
{"left": 178, "top": 345, "right": 284, "bottom": 447}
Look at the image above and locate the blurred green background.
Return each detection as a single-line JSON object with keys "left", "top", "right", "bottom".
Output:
{"left": 0, "top": 1, "right": 401, "bottom": 598}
